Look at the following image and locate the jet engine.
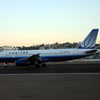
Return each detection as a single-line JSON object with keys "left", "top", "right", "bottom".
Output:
{"left": 15, "top": 59, "right": 30, "bottom": 66}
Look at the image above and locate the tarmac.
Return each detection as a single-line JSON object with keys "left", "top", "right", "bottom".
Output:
{"left": 0, "top": 61, "right": 100, "bottom": 74}
{"left": 0, "top": 61, "right": 100, "bottom": 100}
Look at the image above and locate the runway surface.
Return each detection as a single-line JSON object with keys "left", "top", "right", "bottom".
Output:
{"left": 0, "top": 62, "right": 100, "bottom": 100}
{"left": 0, "top": 61, "right": 100, "bottom": 74}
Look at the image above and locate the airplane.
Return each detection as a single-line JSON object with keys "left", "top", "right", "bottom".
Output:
{"left": 0, "top": 29, "right": 99, "bottom": 68}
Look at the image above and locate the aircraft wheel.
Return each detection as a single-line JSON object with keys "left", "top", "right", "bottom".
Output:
{"left": 42, "top": 63, "right": 46, "bottom": 67}
{"left": 35, "top": 64, "right": 40, "bottom": 68}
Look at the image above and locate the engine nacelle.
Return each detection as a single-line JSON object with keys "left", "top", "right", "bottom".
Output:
{"left": 15, "top": 59, "right": 30, "bottom": 66}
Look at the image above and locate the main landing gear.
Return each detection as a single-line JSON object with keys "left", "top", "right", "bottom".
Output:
{"left": 35, "top": 63, "right": 46, "bottom": 68}
{"left": 42, "top": 63, "right": 46, "bottom": 67}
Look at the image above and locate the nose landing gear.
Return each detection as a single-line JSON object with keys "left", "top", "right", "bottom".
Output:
{"left": 4, "top": 62, "right": 7, "bottom": 68}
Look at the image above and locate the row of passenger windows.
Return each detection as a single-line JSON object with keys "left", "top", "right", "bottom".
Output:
{"left": 9, "top": 52, "right": 29, "bottom": 55}
{"left": 41, "top": 53, "right": 67, "bottom": 55}
{"left": 41, "top": 51, "right": 70, "bottom": 55}
{"left": 41, "top": 52, "right": 70, "bottom": 55}
{"left": 8, "top": 51, "right": 69, "bottom": 55}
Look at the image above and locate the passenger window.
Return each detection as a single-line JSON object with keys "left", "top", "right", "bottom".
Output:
{"left": 26, "top": 52, "right": 28, "bottom": 54}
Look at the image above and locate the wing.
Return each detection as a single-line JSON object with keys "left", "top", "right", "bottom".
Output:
{"left": 26, "top": 54, "right": 42, "bottom": 64}
{"left": 15, "top": 54, "right": 42, "bottom": 66}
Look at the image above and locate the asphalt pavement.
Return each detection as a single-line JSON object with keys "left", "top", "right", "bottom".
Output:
{"left": 0, "top": 62, "right": 100, "bottom": 100}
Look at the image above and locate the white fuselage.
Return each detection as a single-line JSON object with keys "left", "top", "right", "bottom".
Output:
{"left": 0, "top": 48, "right": 92, "bottom": 63}
{"left": 0, "top": 49, "right": 90, "bottom": 57}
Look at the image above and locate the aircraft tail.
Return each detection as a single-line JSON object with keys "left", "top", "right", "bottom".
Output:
{"left": 78, "top": 29, "right": 99, "bottom": 49}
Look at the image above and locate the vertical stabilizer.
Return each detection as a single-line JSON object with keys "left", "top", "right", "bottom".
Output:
{"left": 78, "top": 29, "right": 99, "bottom": 49}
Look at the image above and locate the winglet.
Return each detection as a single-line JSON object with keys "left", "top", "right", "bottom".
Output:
{"left": 78, "top": 29, "right": 99, "bottom": 49}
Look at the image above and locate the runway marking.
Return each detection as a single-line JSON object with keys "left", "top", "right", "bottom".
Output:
{"left": 1, "top": 73, "right": 100, "bottom": 76}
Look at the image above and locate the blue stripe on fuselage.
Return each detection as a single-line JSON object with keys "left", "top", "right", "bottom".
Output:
{"left": 0, "top": 54, "right": 87, "bottom": 63}
{"left": 41, "top": 55, "right": 87, "bottom": 62}
{"left": 0, "top": 56, "right": 28, "bottom": 62}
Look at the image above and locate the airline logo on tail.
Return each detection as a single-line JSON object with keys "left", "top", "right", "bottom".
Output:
{"left": 78, "top": 29, "right": 99, "bottom": 49}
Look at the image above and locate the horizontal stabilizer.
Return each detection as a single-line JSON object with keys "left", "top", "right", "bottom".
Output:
{"left": 85, "top": 50, "right": 97, "bottom": 54}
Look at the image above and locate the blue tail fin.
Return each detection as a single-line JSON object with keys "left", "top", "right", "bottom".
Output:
{"left": 78, "top": 29, "right": 99, "bottom": 49}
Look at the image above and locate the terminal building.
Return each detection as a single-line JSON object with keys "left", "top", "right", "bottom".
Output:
{"left": 0, "top": 46, "right": 18, "bottom": 51}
